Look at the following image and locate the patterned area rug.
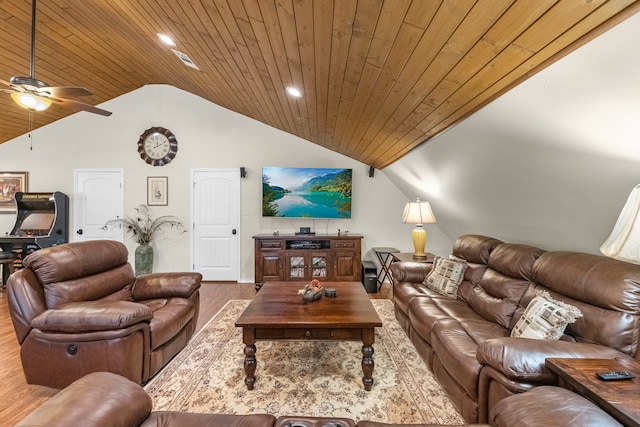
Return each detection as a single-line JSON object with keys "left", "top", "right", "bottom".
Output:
{"left": 145, "top": 299, "right": 464, "bottom": 424}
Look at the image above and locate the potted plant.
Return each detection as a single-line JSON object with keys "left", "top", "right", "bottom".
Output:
{"left": 103, "top": 204, "right": 184, "bottom": 275}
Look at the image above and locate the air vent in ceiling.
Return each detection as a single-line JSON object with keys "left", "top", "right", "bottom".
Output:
{"left": 171, "top": 49, "right": 199, "bottom": 70}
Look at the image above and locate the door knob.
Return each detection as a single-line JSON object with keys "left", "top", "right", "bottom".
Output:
{"left": 232, "top": 229, "right": 237, "bottom": 235}
{"left": 76, "top": 229, "right": 83, "bottom": 235}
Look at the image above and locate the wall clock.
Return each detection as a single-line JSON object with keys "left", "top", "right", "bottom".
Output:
{"left": 137, "top": 127, "right": 178, "bottom": 166}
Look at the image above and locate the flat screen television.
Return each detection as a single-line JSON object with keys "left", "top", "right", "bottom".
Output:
{"left": 262, "top": 167, "right": 352, "bottom": 218}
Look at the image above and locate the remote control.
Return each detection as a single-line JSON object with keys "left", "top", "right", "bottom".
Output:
{"left": 595, "top": 371, "right": 635, "bottom": 381}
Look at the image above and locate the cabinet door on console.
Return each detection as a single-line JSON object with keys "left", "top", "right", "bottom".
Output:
{"left": 309, "top": 251, "right": 330, "bottom": 280}
{"left": 257, "top": 251, "right": 284, "bottom": 281}
{"left": 334, "top": 251, "right": 360, "bottom": 281}
{"left": 332, "top": 238, "right": 362, "bottom": 281}
{"left": 254, "top": 238, "right": 284, "bottom": 282}
{"left": 286, "top": 251, "right": 306, "bottom": 280}
{"left": 285, "top": 251, "right": 331, "bottom": 281}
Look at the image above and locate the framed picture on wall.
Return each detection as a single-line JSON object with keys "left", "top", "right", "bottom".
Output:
{"left": 147, "top": 176, "right": 168, "bottom": 206}
{"left": 0, "top": 172, "right": 28, "bottom": 213}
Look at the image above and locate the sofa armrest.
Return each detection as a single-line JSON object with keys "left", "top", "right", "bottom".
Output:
{"left": 390, "top": 261, "right": 432, "bottom": 284}
{"left": 133, "top": 272, "right": 202, "bottom": 300}
{"left": 477, "top": 337, "right": 625, "bottom": 383}
{"left": 31, "top": 301, "right": 153, "bottom": 333}
{"left": 16, "top": 372, "right": 151, "bottom": 427}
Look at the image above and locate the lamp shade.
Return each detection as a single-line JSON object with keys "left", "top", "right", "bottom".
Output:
{"left": 402, "top": 198, "right": 436, "bottom": 225}
{"left": 601, "top": 184, "right": 640, "bottom": 263}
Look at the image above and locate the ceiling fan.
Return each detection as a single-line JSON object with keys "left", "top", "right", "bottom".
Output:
{"left": 0, "top": 0, "right": 112, "bottom": 116}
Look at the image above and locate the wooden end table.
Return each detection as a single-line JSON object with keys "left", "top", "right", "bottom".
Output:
{"left": 391, "top": 252, "right": 435, "bottom": 264}
{"left": 546, "top": 357, "right": 640, "bottom": 426}
{"left": 235, "top": 281, "right": 382, "bottom": 391}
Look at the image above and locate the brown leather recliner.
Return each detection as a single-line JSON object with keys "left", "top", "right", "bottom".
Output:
{"left": 6, "top": 240, "right": 202, "bottom": 389}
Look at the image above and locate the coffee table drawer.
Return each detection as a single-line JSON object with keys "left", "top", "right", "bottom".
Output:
{"left": 285, "top": 328, "right": 363, "bottom": 340}
{"left": 254, "top": 328, "right": 363, "bottom": 340}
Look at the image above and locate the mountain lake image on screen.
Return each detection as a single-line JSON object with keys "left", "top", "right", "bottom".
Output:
{"left": 262, "top": 167, "right": 352, "bottom": 218}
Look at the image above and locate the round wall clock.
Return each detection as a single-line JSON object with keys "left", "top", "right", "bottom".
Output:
{"left": 137, "top": 126, "right": 178, "bottom": 166}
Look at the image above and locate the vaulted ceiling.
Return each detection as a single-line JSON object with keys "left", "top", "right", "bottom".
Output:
{"left": 1, "top": 0, "right": 638, "bottom": 169}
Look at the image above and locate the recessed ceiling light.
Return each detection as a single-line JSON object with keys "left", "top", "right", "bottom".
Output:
{"left": 157, "top": 33, "right": 176, "bottom": 46}
{"left": 286, "top": 87, "right": 302, "bottom": 97}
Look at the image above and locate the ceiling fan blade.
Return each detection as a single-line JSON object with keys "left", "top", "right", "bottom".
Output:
{"left": 55, "top": 97, "right": 112, "bottom": 116}
{"left": 0, "top": 78, "right": 14, "bottom": 88}
{"left": 39, "top": 86, "right": 93, "bottom": 98}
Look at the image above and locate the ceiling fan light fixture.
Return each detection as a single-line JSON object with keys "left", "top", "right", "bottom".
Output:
{"left": 11, "top": 92, "right": 51, "bottom": 111}
{"left": 157, "top": 33, "right": 176, "bottom": 46}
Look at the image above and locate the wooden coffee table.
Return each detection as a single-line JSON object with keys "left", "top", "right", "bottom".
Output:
{"left": 235, "top": 281, "right": 382, "bottom": 391}
{"left": 546, "top": 357, "right": 640, "bottom": 426}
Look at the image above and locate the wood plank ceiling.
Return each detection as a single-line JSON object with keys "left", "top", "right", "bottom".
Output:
{"left": 1, "top": 0, "right": 639, "bottom": 169}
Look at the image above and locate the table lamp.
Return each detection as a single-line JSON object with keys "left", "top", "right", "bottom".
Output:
{"left": 601, "top": 184, "right": 640, "bottom": 263}
{"left": 402, "top": 198, "right": 436, "bottom": 260}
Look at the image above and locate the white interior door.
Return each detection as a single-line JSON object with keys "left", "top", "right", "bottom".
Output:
{"left": 191, "top": 169, "right": 240, "bottom": 281}
{"left": 73, "top": 169, "right": 124, "bottom": 242}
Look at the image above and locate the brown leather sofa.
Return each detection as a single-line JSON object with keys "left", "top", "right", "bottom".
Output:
{"left": 391, "top": 234, "right": 640, "bottom": 423}
{"left": 17, "top": 371, "right": 622, "bottom": 426}
{"left": 7, "top": 240, "right": 202, "bottom": 389}
{"left": 16, "top": 371, "right": 483, "bottom": 426}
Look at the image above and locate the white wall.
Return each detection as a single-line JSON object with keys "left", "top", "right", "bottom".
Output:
{"left": 384, "top": 12, "right": 640, "bottom": 255}
{"left": 0, "top": 85, "right": 431, "bottom": 281}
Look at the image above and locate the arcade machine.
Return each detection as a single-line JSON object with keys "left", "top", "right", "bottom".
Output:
{"left": 0, "top": 191, "right": 69, "bottom": 271}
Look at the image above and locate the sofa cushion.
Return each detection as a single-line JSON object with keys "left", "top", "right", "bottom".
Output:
{"left": 487, "top": 243, "right": 545, "bottom": 283}
{"left": 456, "top": 262, "right": 490, "bottom": 305}
{"left": 133, "top": 272, "right": 202, "bottom": 300}
{"left": 147, "top": 298, "right": 196, "bottom": 350}
{"left": 511, "top": 290, "right": 582, "bottom": 340}
{"left": 24, "top": 240, "right": 130, "bottom": 283}
{"left": 424, "top": 256, "right": 468, "bottom": 298}
{"left": 462, "top": 243, "right": 545, "bottom": 329}
{"left": 394, "top": 282, "right": 442, "bottom": 315}
{"left": 22, "top": 241, "right": 136, "bottom": 309}
{"left": 452, "top": 235, "right": 504, "bottom": 264}
{"left": 490, "top": 386, "right": 623, "bottom": 427}
{"left": 458, "top": 318, "right": 509, "bottom": 344}
{"left": 143, "top": 413, "right": 278, "bottom": 426}
{"left": 31, "top": 301, "right": 153, "bottom": 332}
{"left": 431, "top": 319, "right": 482, "bottom": 400}
{"left": 40, "top": 264, "right": 136, "bottom": 309}
{"left": 466, "top": 272, "right": 532, "bottom": 329}
{"left": 408, "top": 296, "right": 488, "bottom": 345}
{"left": 15, "top": 371, "right": 152, "bottom": 427}
{"left": 531, "top": 251, "right": 640, "bottom": 355}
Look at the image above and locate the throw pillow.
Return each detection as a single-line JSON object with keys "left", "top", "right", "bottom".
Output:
{"left": 511, "top": 290, "right": 583, "bottom": 340}
{"left": 423, "top": 256, "right": 468, "bottom": 298}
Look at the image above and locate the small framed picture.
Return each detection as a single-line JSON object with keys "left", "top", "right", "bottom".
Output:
{"left": 147, "top": 176, "right": 168, "bottom": 206}
{"left": 0, "top": 171, "right": 29, "bottom": 213}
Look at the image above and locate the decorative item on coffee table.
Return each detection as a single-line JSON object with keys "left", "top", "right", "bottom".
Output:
{"left": 298, "top": 279, "right": 324, "bottom": 302}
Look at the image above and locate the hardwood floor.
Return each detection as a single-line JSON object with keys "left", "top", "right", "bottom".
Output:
{"left": 0, "top": 281, "right": 391, "bottom": 425}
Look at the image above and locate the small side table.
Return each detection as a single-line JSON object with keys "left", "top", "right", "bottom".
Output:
{"left": 546, "top": 357, "right": 640, "bottom": 427}
{"left": 391, "top": 252, "right": 435, "bottom": 264}
{"left": 372, "top": 247, "right": 399, "bottom": 287}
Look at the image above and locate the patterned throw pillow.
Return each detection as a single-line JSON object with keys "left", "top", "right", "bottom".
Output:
{"left": 511, "top": 290, "right": 583, "bottom": 340}
{"left": 423, "top": 256, "right": 468, "bottom": 298}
